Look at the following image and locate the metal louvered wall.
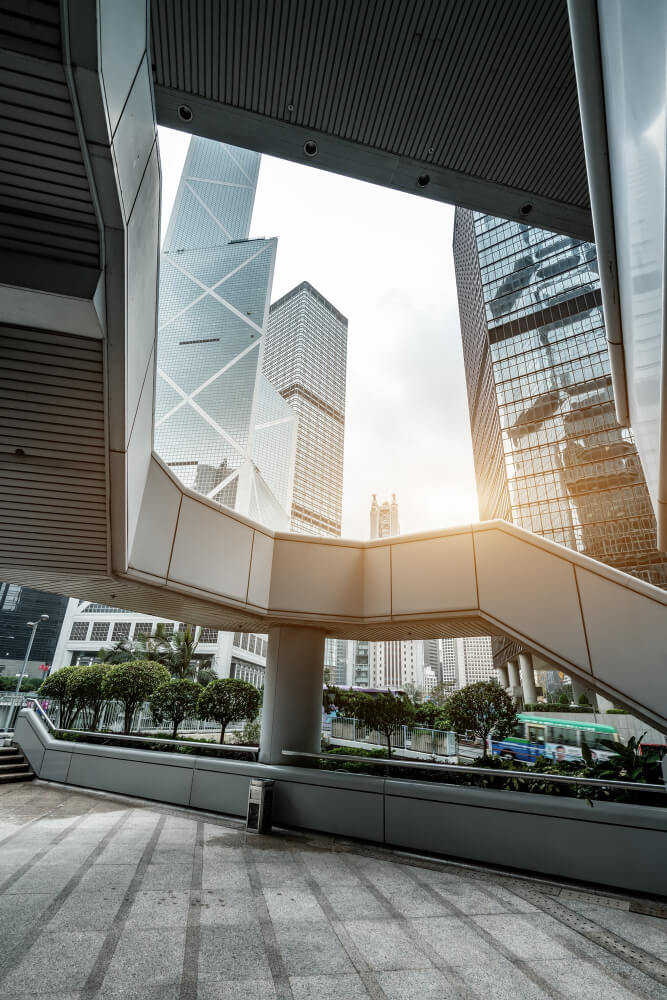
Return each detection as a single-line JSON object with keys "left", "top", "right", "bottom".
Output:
{"left": 151, "top": 0, "right": 591, "bottom": 237}
{"left": 0, "top": 0, "right": 100, "bottom": 278}
{"left": 0, "top": 325, "right": 108, "bottom": 575}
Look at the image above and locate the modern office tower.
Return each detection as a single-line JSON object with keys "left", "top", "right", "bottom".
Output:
{"left": 454, "top": 208, "right": 667, "bottom": 587}
{"left": 368, "top": 495, "right": 425, "bottom": 690}
{"left": 0, "top": 584, "right": 68, "bottom": 681}
{"left": 370, "top": 494, "right": 399, "bottom": 539}
{"left": 53, "top": 138, "right": 299, "bottom": 685}
{"left": 454, "top": 637, "right": 498, "bottom": 687}
{"left": 439, "top": 639, "right": 458, "bottom": 687}
{"left": 155, "top": 136, "right": 296, "bottom": 528}
{"left": 324, "top": 638, "right": 354, "bottom": 686}
{"left": 422, "top": 666, "right": 439, "bottom": 697}
{"left": 353, "top": 640, "right": 370, "bottom": 686}
{"left": 264, "top": 282, "right": 347, "bottom": 536}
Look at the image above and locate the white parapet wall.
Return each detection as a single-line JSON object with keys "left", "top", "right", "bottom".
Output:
{"left": 14, "top": 710, "right": 667, "bottom": 896}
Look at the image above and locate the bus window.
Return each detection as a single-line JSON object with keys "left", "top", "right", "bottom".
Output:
{"left": 527, "top": 725, "right": 545, "bottom": 746}
{"left": 580, "top": 730, "right": 616, "bottom": 752}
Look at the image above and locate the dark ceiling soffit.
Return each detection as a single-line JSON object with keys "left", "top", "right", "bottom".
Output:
{"left": 155, "top": 87, "right": 594, "bottom": 243}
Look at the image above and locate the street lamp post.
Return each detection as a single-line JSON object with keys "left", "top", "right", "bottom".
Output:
{"left": 14, "top": 615, "right": 49, "bottom": 697}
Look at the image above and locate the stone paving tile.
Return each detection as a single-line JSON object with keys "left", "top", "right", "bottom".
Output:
{"left": 140, "top": 861, "right": 193, "bottom": 889}
{"left": 317, "top": 884, "right": 388, "bottom": 920}
{"left": 100, "top": 927, "right": 186, "bottom": 992}
{"left": 76, "top": 863, "right": 137, "bottom": 892}
{"left": 341, "top": 919, "right": 433, "bottom": 971}
{"left": 409, "top": 915, "right": 502, "bottom": 965}
{"left": 47, "top": 888, "right": 126, "bottom": 931}
{"left": 472, "top": 912, "right": 579, "bottom": 960}
{"left": 1, "top": 930, "right": 106, "bottom": 994}
{"left": 290, "top": 973, "right": 371, "bottom": 1000}
{"left": 295, "top": 850, "right": 363, "bottom": 886}
{"left": 196, "top": 979, "right": 277, "bottom": 999}
{"left": 197, "top": 925, "right": 271, "bottom": 981}
{"left": 452, "top": 958, "right": 552, "bottom": 999}
{"left": 201, "top": 860, "right": 252, "bottom": 891}
{"left": 272, "top": 918, "right": 355, "bottom": 975}
{"left": 263, "top": 886, "right": 327, "bottom": 921}
{"left": 376, "top": 968, "right": 464, "bottom": 1000}
{"left": 252, "top": 859, "right": 307, "bottom": 887}
{"left": 125, "top": 888, "right": 191, "bottom": 928}
{"left": 198, "top": 888, "right": 259, "bottom": 926}
{"left": 3, "top": 862, "right": 81, "bottom": 894}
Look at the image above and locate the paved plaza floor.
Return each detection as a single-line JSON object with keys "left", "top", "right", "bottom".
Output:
{"left": 0, "top": 782, "right": 666, "bottom": 999}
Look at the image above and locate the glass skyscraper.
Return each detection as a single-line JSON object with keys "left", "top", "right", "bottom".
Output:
{"left": 264, "top": 282, "right": 347, "bottom": 536}
{"left": 155, "top": 136, "right": 296, "bottom": 529}
{"left": 453, "top": 208, "right": 667, "bottom": 588}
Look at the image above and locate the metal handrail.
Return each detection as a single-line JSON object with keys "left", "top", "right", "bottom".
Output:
{"left": 19, "top": 703, "right": 259, "bottom": 759}
{"left": 282, "top": 749, "right": 666, "bottom": 794}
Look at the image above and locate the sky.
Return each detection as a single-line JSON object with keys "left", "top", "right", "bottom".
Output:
{"left": 157, "top": 127, "right": 479, "bottom": 539}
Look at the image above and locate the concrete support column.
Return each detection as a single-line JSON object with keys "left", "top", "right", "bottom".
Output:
{"left": 497, "top": 663, "right": 509, "bottom": 689}
{"left": 259, "top": 626, "right": 326, "bottom": 765}
{"left": 507, "top": 658, "right": 521, "bottom": 700}
{"left": 571, "top": 676, "right": 598, "bottom": 710}
{"left": 519, "top": 652, "right": 537, "bottom": 705}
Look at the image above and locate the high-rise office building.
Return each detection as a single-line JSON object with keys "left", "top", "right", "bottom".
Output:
{"left": 264, "top": 282, "right": 347, "bottom": 536}
{"left": 454, "top": 209, "right": 667, "bottom": 582}
{"left": 368, "top": 495, "right": 424, "bottom": 690}
{"left": 0, "top": 584, "right": 68, "bottom": 681}
{"left": 156, "top": 136, "right": 296, "bottom": 527}
{"left": 53, "top": 138, "right": 299, "bottom": 683}
{"left": 453, "top": 208, "right": 667, "bottom": 673}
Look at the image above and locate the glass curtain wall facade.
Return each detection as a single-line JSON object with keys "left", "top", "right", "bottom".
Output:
{"left": 0, "top": 584, "right": 68, "bottom": 679}
{"left": 264, "top": 282, "right": 347, "bottom": 536}
{"left": 155, "top": 136, "right": 296, "bottom": 528}
{"left": 454, "top": 208, "right": 667, "bottom": 589}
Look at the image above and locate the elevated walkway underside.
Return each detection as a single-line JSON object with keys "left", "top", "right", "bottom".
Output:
{"left": 0, "top": 1, "right": 665, "bottom": 733}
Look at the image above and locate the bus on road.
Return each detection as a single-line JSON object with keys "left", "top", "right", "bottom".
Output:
{"left": 489, "top": 714, "right": 619, "bottom": 764}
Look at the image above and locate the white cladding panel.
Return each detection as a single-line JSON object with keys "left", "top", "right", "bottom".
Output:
{"left": 390, "top": 532, "right": 477, "bottom": 616}
{"left": 247, "top": 530, "right": 274, "bottom": 610}
{"left": 130, "top": 459, "right": 181, "bottom": 580}
{"left": 363, "top": 546, "right": 391, "bottom": 618}
{"left": 474, "top": 527, "right": 590, "bottom": 671}
{"left": 169, "top": 496, "right": 254, "bottom": 601}
{"left": 269, "top": 540, "right": 363, "bottom": 618}
{"left": 575, "top": 566, "right": 667, "bottom": 713}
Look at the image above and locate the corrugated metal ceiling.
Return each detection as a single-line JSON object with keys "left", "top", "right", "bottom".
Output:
{"left": 151, "top": 0, "right": 590, "bottom": 234}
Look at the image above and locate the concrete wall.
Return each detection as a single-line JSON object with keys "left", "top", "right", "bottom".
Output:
{"left": 15, "top": 710, "right": 667, "bottom": 896}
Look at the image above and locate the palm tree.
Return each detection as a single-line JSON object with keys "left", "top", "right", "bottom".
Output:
{"left": 98, "top": 623, "right": 211, "bottom": 680}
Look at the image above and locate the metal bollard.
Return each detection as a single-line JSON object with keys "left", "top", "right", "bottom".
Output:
{"left": 246, "top": 777, "right": 274, "bottom": 834}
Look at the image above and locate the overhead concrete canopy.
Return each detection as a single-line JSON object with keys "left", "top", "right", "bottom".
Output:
{"left": 150, "top": 0, "right": 592, "bottom": 241}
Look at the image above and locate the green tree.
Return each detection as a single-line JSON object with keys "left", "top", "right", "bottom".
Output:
{"left": 39, "top": 666, "right": 80, "bottom": 728}
{"left": 446, "top": 680, "right": 517, "bottom": 759}
{"left": 352, "top": 692, "right": 415, "bottom": 758}
{"left": 403, "top": 683, "right": 424, "bottom": 706}
{"left": 102, "top": 659, "right": 170, "bottom": 734}
{"left": 160, "top": 626, "right": 211, "bottom": 679}
{"left": 150, "top": 679, "right": 201, "bottom": 739}
{"left": 414, "top": 702, "right": 451, "bottom": 731}
{"left": 68, "top": 663, "right": 110, "bottom": 730}
{"left": 197, "top": 678, "right": 261, "bottom": 744}
{"left": 427, "top": 682, "right": 455, "bottom": 708}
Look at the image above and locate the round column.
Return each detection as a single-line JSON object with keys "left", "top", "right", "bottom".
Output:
{"left": 507, "top": 658, "right": 521, "bottom": 696}
{"left": 519, "top": 652, "right": 537, "bottom": 705}
{"left": 571, "top": 676, "right": 598, "bottom": 710}
{"left": 259, "top": 625, "right": 326, "bottom": 765}
{"left": 497, "top": 663, "right": 510, "bottom": 689}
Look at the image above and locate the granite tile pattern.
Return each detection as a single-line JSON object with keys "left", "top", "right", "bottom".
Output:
{"left": 0, "top": 782, "right": 665, "bottom": 1000}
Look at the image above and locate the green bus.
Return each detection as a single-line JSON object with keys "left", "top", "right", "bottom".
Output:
{"left": 489, "top": 714, "right": 619, "bottom": 764}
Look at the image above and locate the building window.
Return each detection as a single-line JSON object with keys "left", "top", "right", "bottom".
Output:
{"left": 233, "top": 632, "right": 242, "bottom": 646}
{"left": 161, "top": 623, "right": 175, "bottom": 638}
{"left": 200, "top": 628, "right": 217, "bottom": 642}
{"left": 112, "top": 622, "right": 131, "bottom": 641}
{"left": 1, "top": 585, "right": 22, "bottom": 611}
{"left": 133, "top": 622, "right": 153, "bottom": 638}
{"left": 90, "top": 622, "right": 111, "bottom": 642}
{"left": 69, "top": 622, "right": 89, "bottom": 641}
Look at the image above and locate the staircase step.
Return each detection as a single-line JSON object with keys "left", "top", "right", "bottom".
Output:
{"left": 0, "top": 772, "right": 34, "bottom": 783}
{"left": 0, "top": 746, "right": 22, "bottom": 756}
{"left": 0, "top": 755, "right": 24, "bottom": 765}
{"left": 0, "top": 762, "right": 29, "bottom": 772}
